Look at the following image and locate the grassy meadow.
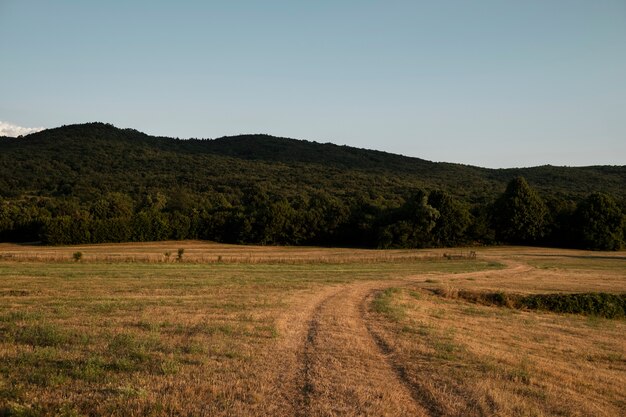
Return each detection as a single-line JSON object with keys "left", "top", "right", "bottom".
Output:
{"left": 0, "top": 242, "right": 624, "bottom": 416}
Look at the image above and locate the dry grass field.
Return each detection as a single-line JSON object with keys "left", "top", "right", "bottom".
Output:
{"left": 0, "top": 241, "right": 624, "bottom": 416}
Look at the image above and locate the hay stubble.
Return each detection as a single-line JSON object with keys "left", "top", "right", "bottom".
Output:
{"left": 0, "top": 242, "right": 624, "bottom": 416}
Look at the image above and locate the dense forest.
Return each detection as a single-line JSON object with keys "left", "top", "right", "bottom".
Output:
{"left": 1, "top": 123, "right": 625, "bottom": 250}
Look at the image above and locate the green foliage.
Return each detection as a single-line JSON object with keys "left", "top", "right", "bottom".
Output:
{"left": 493, "top": 177, "right": 548, "bottom": 244}
{"left": 455, "top": 290, "right": 626, "bottom": 318}
{"left": 521, "top": 293, "right": 626, "bottom": 318}
{"left": 377, "top": 190, "right": 439, "bottom": 248}
{"left": 0, "top": 124, "right": 624, "bottom": 249}
{"left": 72, "top": 251, "right": 82, "bottom": 262}
{"left": 574, "top": 193, "right": 625, "bottom": 250}
{"left": 371, "top": 288, "right": 405, "bottom": 321}
{"left": 428, "top": 190, "right": 472, "bottom": 247}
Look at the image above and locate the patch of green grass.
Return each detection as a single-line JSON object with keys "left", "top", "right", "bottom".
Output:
{"left": 8, "top": 348, "right": 110, "bottom": 387}
{"left": 400, "top": 325, "right": 417, "bottom": 334}
{"left": 159, "top": 358, "right": 181, "bottom": 375}
{"left": 430, "top": 308, "right": 446, "bottom": 319}
{"left": 136, "top": 320, "right": 161, "bottom": 332}
{"left": 180, "top": 322, "right": 238, "bottom": 337}
{"left": 417, "top": 323, "right": 431, "bottom": 336}
{"left": 106, "top": 333, "right": 162, "bottom": 372}
{"left": 433, "top": 338, "right": 458, "bottom": 360}
{"left": 253, "top": 324, "right": 279, "bottom": 338}
{"left": 90, "top": 301, "right": 123, "bottom": 314}
{"left": 506, "top": 359, "right": 532, "bottom": 385}
{"left": 0, "top": 403, "right": 45, "bottom": 417}
{"left": 408, "top": 290, "right": 422, "bottom": 300}
{"left": 371, "top": 288, "right": 406, "bottom": 322}
{"left": 12, "top": 324, "right": 68, "bottom": 347}
{"left": 178, "top": 340, "right": 206, "bottom": 355}
{"left": 0, "top": 311, "right": 42, "bottom": 323}
{"left": 0, "top": 381, "right": 24, "bottom": 402}
{"left": 526, "top": 257, "right": 626, "bottom": 272}
{"left": 462, "top": 305, "right": 488, "bottom": 316}
{"left": 75, "top": 355, "right": 108, "bottom": 382}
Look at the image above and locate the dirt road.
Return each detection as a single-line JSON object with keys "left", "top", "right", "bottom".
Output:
{"left": 257, "top": 260, "right": 530, "bottom": 416}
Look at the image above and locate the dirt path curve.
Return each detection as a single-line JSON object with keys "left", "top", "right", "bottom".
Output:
{"left": 261, "top": 279, "right": 430, "bottom": 416}
{"left": 262, "top": 257, "right": 525, "bottom": 416}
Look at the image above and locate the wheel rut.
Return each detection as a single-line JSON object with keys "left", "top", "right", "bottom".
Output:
{"left": 360, "top": 289, "right": 445, "bottom": 417}
{"left": 297, "top": 291, "right": 338, "bottom": 416}
{"left": 293, "top": 281, "right": 430, "bottom": 417}
{"left": 263, "top": 257, "right": 525, "bottom": 416}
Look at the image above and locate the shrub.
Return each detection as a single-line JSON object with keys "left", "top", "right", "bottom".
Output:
{"left": 521, "top": 293, "right": 626, "bottom": 318}
{"left": 450, "top": 290, "right": 626, "bottom": 319}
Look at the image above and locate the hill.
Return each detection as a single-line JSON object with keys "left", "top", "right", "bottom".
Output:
{"left": 1, "top": 122, "right": 624, "bottom": 202}
{"left": 0, "top": 122, "right": 624, "bottom": 248}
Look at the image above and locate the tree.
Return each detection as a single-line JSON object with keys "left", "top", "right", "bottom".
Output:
{"left": 467, "top": 205, "right": 495, "bottom": 244}
{"left": 574, "top": 193, "right": 624, "bottom": 250}
{"left": 493, "top": 177, "right": 548, "bottom": 244}
{"left": 90, "top": 192, "right": 133, "bottom": 219}
{"left": 377, "top": 190, "right": 439, "bottom": 248}
{"left": 544, "top": 197, "right": 577, "bottom": 247}
{"left": 41, "top": 216, "right": 91, "bottom": 245}
{"left": 428, "top": 190, "right": 471, "bottom": 247}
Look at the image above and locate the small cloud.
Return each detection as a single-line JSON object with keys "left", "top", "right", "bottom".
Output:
{"left": 0, "top": 121, "right": 45, "bottom": 137}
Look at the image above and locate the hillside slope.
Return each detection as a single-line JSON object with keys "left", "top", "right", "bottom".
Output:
{"left": 1, "top": 122, "right": 624, "bottom": 203}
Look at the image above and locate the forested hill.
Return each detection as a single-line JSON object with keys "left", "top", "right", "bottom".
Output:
{"left": 1, "top": 122, "right": 625, "bottom": 249}
{"left": 0, "top": 122, "right": 624, "bottom": 201}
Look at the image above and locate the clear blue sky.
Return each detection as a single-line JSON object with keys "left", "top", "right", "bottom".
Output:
{"left": 1, "top": 1, "right": 625, "bottom": 168}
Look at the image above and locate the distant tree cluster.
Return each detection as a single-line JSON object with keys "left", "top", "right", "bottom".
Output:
{"left": 1, "top": 177, "right": 623, "bottom": 250}
{"left": 491, "top": 177, "right": 625, "bottom": 250}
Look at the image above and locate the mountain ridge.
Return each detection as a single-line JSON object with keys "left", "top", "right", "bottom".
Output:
{"left": 0, "top": 122, "right": 624, "bottom": 202}
{"left": 5, "top": 122, "right": 623, "bottom": 170}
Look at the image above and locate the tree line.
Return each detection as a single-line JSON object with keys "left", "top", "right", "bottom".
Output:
{"left": 1, "top": 177, "right": 624, "bottom": 250}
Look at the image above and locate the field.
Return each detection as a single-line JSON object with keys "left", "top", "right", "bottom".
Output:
{"left": 0, "top": 242, "right": 624, "bottom": 416}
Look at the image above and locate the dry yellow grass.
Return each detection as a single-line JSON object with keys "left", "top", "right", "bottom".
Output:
{"left": 367, "top": 288, "right": 625, "bottom": 416}
{"left": 0, "top": 242, "right": 624, "bottom": 416}
{"left": 0, "top": 241, "right": 454, "bottom": 264}
{"left": 367, "top": 249, "right": 626, "bottom": 417}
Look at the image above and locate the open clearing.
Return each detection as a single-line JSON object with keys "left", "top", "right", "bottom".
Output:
{"left": 0, "top": 242, "right": 624, "bottom": 416}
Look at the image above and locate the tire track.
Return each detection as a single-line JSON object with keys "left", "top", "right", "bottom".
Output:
{"left": 269, "top": 259, "right": 525, "bottom": 416}
{"left": 360, "top": 289, "right": 444, "bottom": 417}
{"left": 293, "top": 282, "right": 429, "bottom": 417}
{"left": 296, "top": 291, "right": 339, "bottom": 417}
{"left": 264, "top": 285, "right": 341, "bottom": 417}
{"left": 357, "top": 258, "right": 533, "bottom": 417}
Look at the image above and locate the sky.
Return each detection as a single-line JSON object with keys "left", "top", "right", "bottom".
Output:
{"left": 1, "top": 1, "right": 625, "bottom": 168}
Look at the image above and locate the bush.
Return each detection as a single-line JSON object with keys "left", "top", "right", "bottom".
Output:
{"left": 521, "top": 293, "right": 626, "bottom": 318}
{"left": 452, "top": 290, "right": 626, "bottom": 318}
{"left": 72, "top": 251, "right": 82, "bottom": 262}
